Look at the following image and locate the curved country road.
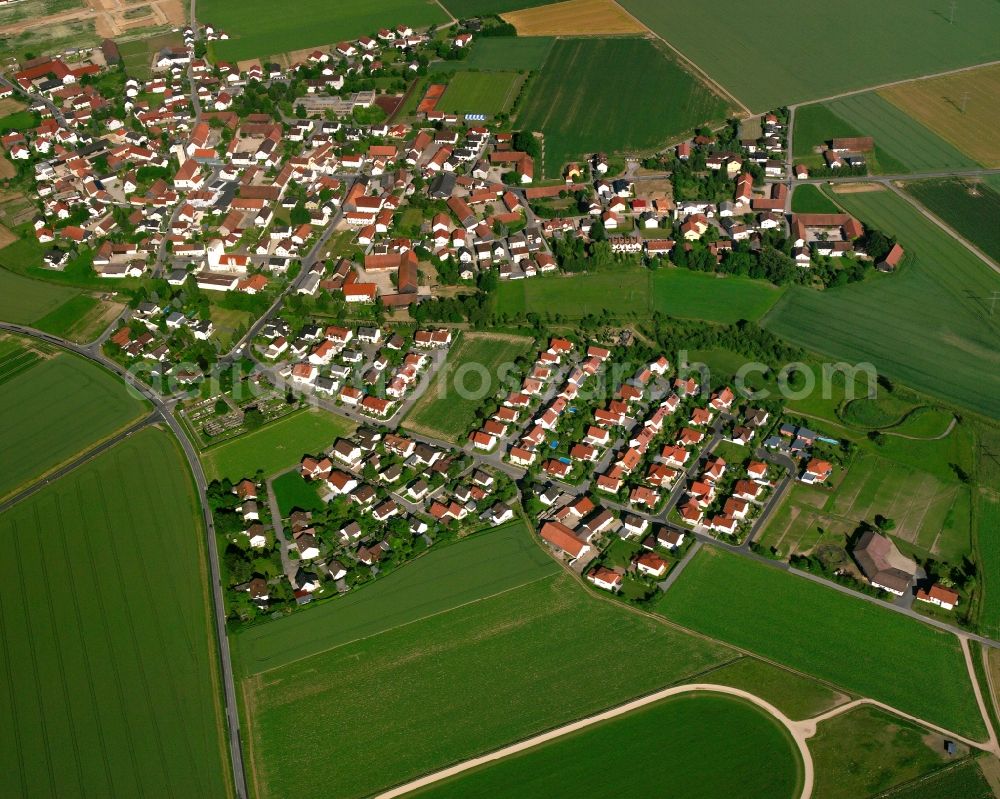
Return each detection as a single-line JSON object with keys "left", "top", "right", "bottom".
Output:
{"left": 373, "top": 683, "right": 816, "bottom": 799}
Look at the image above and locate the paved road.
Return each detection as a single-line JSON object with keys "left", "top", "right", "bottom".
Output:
{"left": 0, "top": 320, "right": 250, "bottom": 799}
{"left": 221, "top": 186, "right": 356, "bottom": 366}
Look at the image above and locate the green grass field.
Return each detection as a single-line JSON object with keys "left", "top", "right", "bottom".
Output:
{"left": 439, "top": 0, "right": 550, "bottom": 16}
{"left": 879, "top": 758, "right": 992, "bottom": 799}
{"left": 655, "top": 548, "right": 986, "bottom": 740}
{"left": 436, "top": 36, "right": 554, "bottom": 71}
{"left": 0, "top": 347, "right": 148, "bottom": 499}
{"left": 0, "top": 267, "right": 82, "bottom": 325}
{"left": 403, "top": 331, "right": 532, "bottom": 442}
{"left": 791, "top": 184, "right": 843, "bottom": 214}
{"left": 760, "top": 452, "right": 971, "bottom": 566}
{"left": 701, "top": 656, "right": 848, "bottom": 720}
{"left": 619, "top": 0, "right": 1000, "bottom": 110}
{"left": 495, "top": 267, "right": 784, "bottom": 324}
{"left": 904, "top": 178, "right": 1000, "bottom": 264}
{"left": 0, "top": 109, "right": 39, "bottom": 132}
{"left": 810, "top": 705, "right": 959, "bottom": 799}
{"left": 763, "top": 188, "right": 1000, "bottom": 419}
{"left": 411, "top": 693, "right": 803, "bottom": 799}
{"left": 976, "top": 491, "right": 1000, "bottom": 639}
{"left": 0, "top": 427, "right": 229, "bottom": 797}
{"left": 793, "top": 94, "right": 979, "bottom": 173}
{"left": 495, "top": 268, "right": 652, "bottom": 319}
{"left": 438, "top": 70, "right": 523, "bottom": 115}
{"left": 203, "top": 0, "right": 449, "bottom": 61}
{"left": 271, "top": 470, "right": 323, "bottom": 516}
{"left": 201, "top": 408, "right": 355, "bottom": 482}
{"left": 518, "top": 37, "right": 728, "bottom": 177}
{"left": 242, "top": 568, "right": 734, "bottom": 799}
{"left": 651, "top": 268, "right": 786, "bottom": 322}
{"left": 236, "top": 520, "right": 557, "bottom": 674}
{"left": 117, "top": 31, "right": 184, "bottom": 80}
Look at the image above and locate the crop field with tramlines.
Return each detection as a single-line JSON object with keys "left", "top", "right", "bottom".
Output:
{"left": 517, "top": 37, "right": 728, "bottom": 177}
{"left": 0, "top": 428, "right": 230, "bottom": 797}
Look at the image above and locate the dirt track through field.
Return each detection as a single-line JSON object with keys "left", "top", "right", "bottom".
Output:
{"left": 374, "top": 683, "right": 816, "bottom": 799}
{"left": 0, "top": 0, "right": 182, "bottom": 38}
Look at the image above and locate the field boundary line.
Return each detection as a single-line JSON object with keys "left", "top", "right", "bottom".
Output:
{"left": 248, "top": 571, "right": 561, "bottom": 677}
{"left": 889, "top": 182, "right": 1000, "bottom": 276}
{"left": 790, "top": 59, "right": 1000, "bottom": 113}
{"left": 607, "top": 0, "right": 750, "bottom": 115}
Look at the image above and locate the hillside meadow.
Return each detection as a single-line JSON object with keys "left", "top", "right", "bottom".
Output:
{"left": 619, "top": 0, "right": 1000, "bottom": 110}
{"left": 517, "top": 37, "right": 728, "bottom": 177}
{"left": 0, "top": 428, "right": 229, "bottom": 797}
{"left": 656, "top": 548, "right": 986, "bottom": 740}
{"left": 763, "top": 187, "right": 1000, "bottom": 419}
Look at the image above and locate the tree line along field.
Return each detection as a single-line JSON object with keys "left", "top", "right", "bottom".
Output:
{"left": 763, "top": 187, "right": 1000, "bottom": 420}
{"left": 655, "top": 548, "right": 987, "bottom": 740}
{"left": 410, "top": 693, "right": 803, "bottom": 798}
{"left": 617, "top": 0, "right": 1000, "bottom": 110}
{"left": 201, "top": 407, "right": 355, "bottom": 482}
{"left": 879, "top": 63, "right": 1000, "bottom": 169}
{"left": 516, "top": 37, "right": 729, "bottom": 178}
{"left": 493, "top": 267, "right": 785, "bottom": 324}
{"left": 792, "top": 93, "right": 979, "bottom": 173}
{"left": 402, "top": 331, "right": 533, "bottom": 442}
{"left": 234, "top": 520, "right": 558, "bottom": 674}
{"left": 239, "top": 527, "right": 735, "bottom": 798}
{"left": 0, "top": 428, "right": 230, "bottom": 798}
{"left": 437, "top": 70, "right": 524, "bottom": 116}
{"left": 0, "top": 344, "right": 149, "bottom": 499}
{"left": 903, "top": 178, "right": 1000, "bottom": 264}
{"left": 201, "top": 0, "right": 449, "bottom": 62}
